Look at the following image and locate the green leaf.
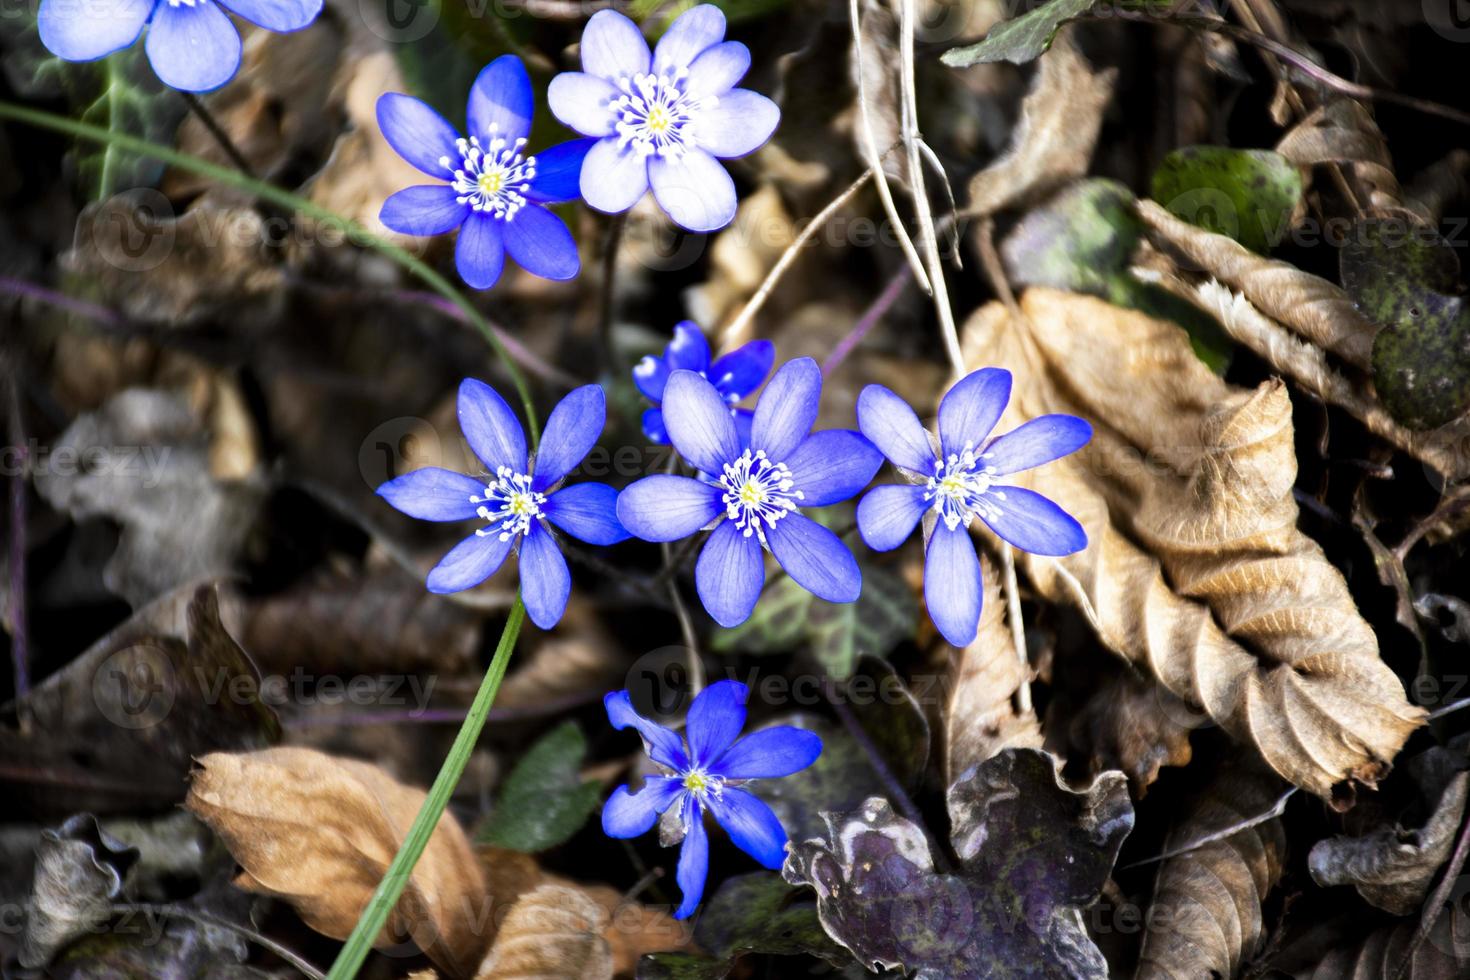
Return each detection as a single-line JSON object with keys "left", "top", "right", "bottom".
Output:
{"left": 940, "top": 0, "right": 1098, "bottom": 67}
{"left": 1150, "top": 146, "right": 1302, "bottom": 254}
{"left": 476, "top": 721, "right": 601, "bottom": 852}
{"left": 1340, "top": 217, "right": 1470, "bottom": 430}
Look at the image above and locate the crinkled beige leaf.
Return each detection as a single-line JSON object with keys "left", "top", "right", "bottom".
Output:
{"left": 961, "top": 289, "right": 1424, "bottom": 802}
{"left": 473, "top": 885, "right": 612, "bottom": 980}
{"left": 186, "top": 747, "right": 488, "bottom": 978}
{"left": 1045, "top": 665, "right": 1195, "bottom": 796}
{"left": 944, "top": 557, "right": 1042, "bottom": 784}
{"left": 1275, "top": 100, "right": 1417, "bottom": 218}
{"left": 1136, "top": 768, "right": 1287, "bottom": 980}
{"left": 1286, "top": 906, "right": 1470, "bottom": 980}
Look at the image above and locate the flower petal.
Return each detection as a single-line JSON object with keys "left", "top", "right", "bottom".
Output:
{"left": 674, "top": 797, "right": 709, "bottom": 919}
{"left": 525, "top": 137, "right": 596, "bottom": 203}
{"left": 983, "top": 414, "right": 1093, "bottom": 476}
{"left": 39, "top": 0, "right": 150, "bottom": 62}
{"left": 695, "top": 518, "right": 764, "bottom": 627}
{"left": 533, "top": 385, "right": 605, "bottom": 491}
{"left": 503, "top": 205, "right": 579, "bottom": 282}
{"left": 455, "top": 212, "right": 506, "bottom": 289}
{"left": 666, "top": 321, "right": 712, "bottom": 373}
{"left": 379, "top": 184, "right": 467, "bottom": 237}
{"left": 457, "top": 377, "right": 528, "bottom": 474}
{"left": 548, "top": 71, "right": 619, "bottom": 138}
{"left": 711, "top": 726, "right": 822, "bottom": 779}
{"left": 580, "top": 137, "right": 650, "bottom": 215}
{"left": 376, "top": 92, "right": 460, "bottom": 180}
{"left": 784, "top": 429, "right": 881, "bottom": 506}
{"left": 376, "top": 466, "right": 483, "bottom": 521}
{"left": 145, "top": 1, "right": 241, "bottom": 93}
{"left": 664, "top": 370, "right": 742, "bottom": 475}
{"left": 751, "top": 357, "right": 821, "bottom": 462}
{"left": 617, "top": 475, "right": 723, "bottom": 542}
{"left": 766, "top": 512, "right": 860, "bottom": 604}
{"left": 857, "top": 483, "right": 928, "bottom": 551}
{"left": 652, "top": 3, "right": 724, "bottom": 76}
{"left": 216, "top": 0, "right": 320, "bottom": 31}
{"left": 602, "top": 776, "right": 684, "bottom": 838}
{"left": 939, "top": 367, "right": 1011, "bottom": 459}
{"left": 924, "top": 524, "right": 981, "bottom": 647}
{"left": 979, "top": 486, "right": 1088, "bottom": 556}
{"left": 426, "top": 530, "right": 516, "bottom": 594}
{"left": 648, "top": 149, "right": 735, "bottom": 232}
{"left": 697, "top": 89, "right": 778, "bottom": 159}
{"left": 580, "top": 8, "right": 650, "bottom": 81}
{"left": 544, "top": 482, "right": 629, "bottom": 545}
{"left": 642, "top": 406, "right": 669, "bottom": 443}
{"left": 605, "top": 690, "right": 689, "bottom": 770}
{"left": 519, "top": 522, "right": 571, "bottom": 629}
{"left": 686, "top": 41, "right": 750, "bottom": 99}
{"left": 686, "top": 679, "right": 747, "bottom": 765}
{"left": 708, "top": 339, "right": 773, "bottom": 401}
{"left": 633, "top": 354, "right": 670, "bottom": 402}
{"left": 733, "top": 408, "right": 754, "bottom": 449}
{"left": 705, "top": 787, "right": 787, "bottom": 869}
{"left": 857, "top": 383, "right": 936, "bottom": 474}
{"left": 467, "top": 54, "right": 533, "bottom": 145}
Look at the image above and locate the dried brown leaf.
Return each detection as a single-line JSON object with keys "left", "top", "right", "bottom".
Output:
{"left": 1288, "top": 907, "right": 1470, "bottom": 980}
{"left": 1135, "top": 767, "right": 1287, "bottom": 980}
{"left": 944, "top": 556, "right": 1042, "bottom": 784}
{"left": 186, "top": 747, "right": 489, "bottom": 978}
{"left": 1275, "top": 100, "right": 1416, "bottom": 218}
{"left": 961, "top": 289, "right": 1424, "bottom": 802}
{"left": 473, "top": 884, "right": 612, "bottom": 980}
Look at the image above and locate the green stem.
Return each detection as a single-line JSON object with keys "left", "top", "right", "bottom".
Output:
{"left": 0, "top": 99, "right": 539, "bottom": 440}
{"left": 325, "top": 597, "right": 526, "bottom": 979}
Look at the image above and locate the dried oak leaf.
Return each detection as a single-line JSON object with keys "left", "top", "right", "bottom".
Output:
{"left": 944, "top": 556, "right": 1042, "bottom": 785}
{"left": 473, "top": 884, "right": 612, "bottom": 980}
{"left": 783, "top": 748, "right": 1131, "bottom": 979}
{"left": 1135, "top": 767, "right": 1287, "bottom": 980}
{"left": 186, "top": 746, "right": 488, "bottom": 978}
{"left": 960, "top": 289, "right": 1424, "bottom": 803}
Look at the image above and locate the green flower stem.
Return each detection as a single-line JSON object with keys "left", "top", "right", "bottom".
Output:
{"left": 0, "top": 99, "right": 546, "bottom": 978}
{"left": 326, "top": 597, "right": 526, "bottom": 979}
{"left": 0, "top": 99, "right": 540, "bottom": 440}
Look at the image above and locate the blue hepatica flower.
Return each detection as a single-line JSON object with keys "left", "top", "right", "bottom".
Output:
{"left": 634, "top": 321, "right": 773, "bottom": 445}
{"left": 603, "top": 680, "right": 821, "bottom": 918}
{"left": 855, "top": 368, "right": 1091, "bottom": 647}
{"left": 39, "top": 0, "right": 321, "bottom": 92}
{"left": 377, "top": 56, "right": 595, "bottom": 290}
{"left": 376, "top": 380, "right": 629, "bottom": 629}
{"left": 548, "top": 4, "right": 780, "bottom": 232}
{"left": 618, "top": 357, "right": 882, "bottom": 627}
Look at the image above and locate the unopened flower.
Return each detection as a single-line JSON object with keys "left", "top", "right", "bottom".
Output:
{"left": 633, "top": 321, "right": 773, "bottom": 445}
{"left": 617, "top": 357, "right": 881, "bottom": 627}
{"left": 602, "top": 680, "right": 821, "bottom": 918}
{"left": 377, "top": 56, "right": 594, "bottom": 290}
{"left": 377, "top": 380, "right": 628, "bottom": 628}
{"left": 548, "top": 5, "right": 779, "bottom": 232}
{"left": 39, "top": 0, "right": 322, "bottom": 92}
{"left": 855, "top": 368, "right": 1091, "bottom": 646}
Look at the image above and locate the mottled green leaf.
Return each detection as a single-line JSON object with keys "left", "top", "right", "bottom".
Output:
{"left": 1340, "top": 217, "right": 1470, "bottom": 430}
{"left": 477, "top": 721, "right": 601, "bottom": 852}
{"left": 1151, "top": 146, "right": 1302, "bottom": 254}
{"left": 940, "top": 0, "right": 1097, "bottom": 67}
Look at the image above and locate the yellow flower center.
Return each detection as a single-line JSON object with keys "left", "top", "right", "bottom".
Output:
{"left": 478, "top": 170, "right": 505, "bottom": 195}
{"left": 738, "top": 480, "right": 766, "bottom": 507}
{"left": 683, "top": 771, "right": 710, "bottom": 793}
{"left": 646, "top": 105, "right": 672, "bottom": 134}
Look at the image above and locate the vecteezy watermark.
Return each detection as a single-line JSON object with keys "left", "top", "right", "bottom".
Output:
{"left": 1426, "top": 0, "right": 1470, "bottom": 42}
{"left": 2, "top": 438, "right": 174, "bottom": 488}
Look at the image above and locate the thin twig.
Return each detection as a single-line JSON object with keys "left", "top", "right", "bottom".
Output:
{"left": 0, "top": 275, "right": 126, "bottom": 327}
{"left": 180, "top": 92, "right": 256, "bottom": 179}
{"left": 384, "top": 289, "right": 584, "bottom": 388}
{"left": 663, "top": 540, "right": 704, "bottom": 696}
{"left": 113, "top": 903, "right": 324, "bottom": 980}
{"left": 5, "top": 359, "right": 29, "bottom": 702}
{"left": 599, "top": 212, "right": 628, "bottom": 378}
{"left": 822, "top": 265, "right": 913, "bottom": 376}
{"left": 1428, "top": 696, "right": 1470, "bottom": 722}
{"left": 999, "top": 544, "right": 1031, "bottom": 715}
{"left": 1393, "top": 795, "right": 1470, "bottom": 980}
{"left": 1120, "top": 788, "right": 1297, "bottom": 870}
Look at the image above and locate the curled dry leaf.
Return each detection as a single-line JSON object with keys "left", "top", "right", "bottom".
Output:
{"left": 1275, "top": 100, "right": 1417, "bottom": 219}
{"left": 186, "top": 746, "right": 489, "bottom": 978}
{"left": 1135, "top": 767, "right": 1288, "bottom": 980}
{"left": 944, "top": 556, "right": 1042, "bottom": 785}
{"left": 960, "top": 289, "right": 1424, "bottom": 803}
{"left": 19, "top": 814, "right": 139, "bottom": 968}
{"left": 473, "top": 884, "right": 612, "bottom": 980}
{"left": 1288, "top": 906, "right": 1470, "bottom": 980}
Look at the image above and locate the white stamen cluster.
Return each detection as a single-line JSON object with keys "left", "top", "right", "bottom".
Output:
{"left": 471, "top": 467, "right": 546, "bottom": 541}
{"left": 925, "top": 443, "right": 1004, "bottom": 531}
{"left": 611, "top": 69, "right": 712, "bottom": 160}
{"left": 718, "top": 449, "right": 802, "bottom": 544}
{"left": 442, "top": 128, "right": 536, "bottom": 220}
